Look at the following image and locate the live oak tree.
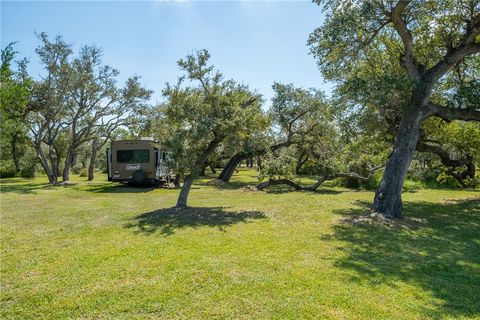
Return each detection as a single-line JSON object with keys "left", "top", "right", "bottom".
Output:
{"left": 309, "top": 0, "right": 480, "bottom": 218}
{"left": 157, "top": 50, "right": 262, "bottom": 207}
{"left": 62, "top": 45, "right": 152, "bottom": 182}
{"left": 0, "top": 43, "right": 31, "bottom": 175}
{"left": 27, "top": 33, "right": 151, "bottom": 183}
{"left": 27, "top": 34, "right": 72, "bottom": 184}
{"left": 417, "top": 118, "right": 480, "bottom": 187}
{"left": 216, "top": 82, "right": 329, "bottom": 183}
{"left": 249, "top": 84, "right": 384, "bottom": 191}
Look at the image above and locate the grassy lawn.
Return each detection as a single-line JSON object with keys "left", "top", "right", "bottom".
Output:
{"left": 1, "top": 169, "right": 479, "bottom": 319}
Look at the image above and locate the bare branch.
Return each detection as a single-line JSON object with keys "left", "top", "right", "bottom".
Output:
{"left": 428, "top": 102, "right": 480, "bottom": 122}
{"left": 389, "top": 0, "right": 421, "bottom": 81}
{"left": 426, "top": 43, "right": 480, "bottom": 83}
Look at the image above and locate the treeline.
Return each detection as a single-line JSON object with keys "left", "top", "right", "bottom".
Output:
{"left": 1, "top": 0, "right": 479, "bottom": 218}
{"left": 1, "top": 33, "right": 152, "bottom": 183}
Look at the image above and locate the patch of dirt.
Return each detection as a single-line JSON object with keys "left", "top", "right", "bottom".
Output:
{"left": 239, "top": 185, "right": 259, "bottom": 192}
{"left": 56, "top": 181, "right": 77, "bottom": 186}
{"left": 443, "top": 196, "right": 480, "bottom": 204}
{"left": 206, "top": 179, "right": 226, "bottom": 186}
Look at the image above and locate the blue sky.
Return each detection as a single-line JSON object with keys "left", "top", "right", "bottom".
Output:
{"left": 1, "top": 1, "right": 333, "bottom": 105}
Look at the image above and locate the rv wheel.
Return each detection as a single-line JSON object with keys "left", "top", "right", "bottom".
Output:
{"left": 132, "top": 170, "right": 146, "bottom": 184}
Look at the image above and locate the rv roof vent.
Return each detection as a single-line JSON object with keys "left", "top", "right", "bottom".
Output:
{"left": 140, "top": 137, "right": 154, "bottom": 141}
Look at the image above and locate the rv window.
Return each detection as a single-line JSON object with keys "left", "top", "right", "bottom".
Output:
{"left": 134, "top": 150, "right": 150, "bottom": 163}
{"left": 117, "top": 150, "right": 150, "bottom": 163}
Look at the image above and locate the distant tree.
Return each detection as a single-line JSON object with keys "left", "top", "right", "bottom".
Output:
{"left": 417, "top": 118, "right": 480, "bottom": 187}
{"left": 62, "top": 45, "right": 152, "bottom": 181}
{"left": 26, "top": 33, "right": 152, "bottom": 183}
{"left": 157, "top": 50, "right": 261, "bottom": 207}
{"left": 309, "top": 0, "right": 480, "bottom": 217}
{"left": 26, "top": 34, "right": 72, "bottom": 184}
{"left": 0, "top": 43, "right": 32, "bottom": 175}
{"left": 216, "top": 82, "right": 329, "bottom": 183}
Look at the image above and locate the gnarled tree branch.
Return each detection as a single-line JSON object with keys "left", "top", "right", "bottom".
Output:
{"left": 428, "top": 102, "right": 480, "bottom": 122}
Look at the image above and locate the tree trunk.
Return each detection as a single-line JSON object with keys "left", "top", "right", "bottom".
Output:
{"left": 200, "top": 163, "right": 207, "bottom": 176}
{"left": 256, "top": 156, "right": 262, "bottom": 170}
{"left": 295, "top": 152, "right": 309, "bottom": 174}
{"left": 88, "top": 139, "right": 98, "bottom": 181}
{"left": 372, "top": 105, "right": 425, "bottom": 218}
{"left": 209, "top": 162, "right": 216, "bottom": 174}
{"left": 11, "top": 133, "right": 21, "bottom": 173}
{"left": 176, "top": 174, "right": 193, "bottom": 208}
{"left": 48, "top": 144, "right": 59, "bottom": 184}
{"left": 62, "top": 152, "right": 73, "bottom": 182}
{"left": 217, "top": 153, "right": 247, "bottom": 182}
{"left": 174, "top": 173, "right": 182, "bottom": 188}
{"left": 35, "top": 145, "right": 56, "bottom": 184}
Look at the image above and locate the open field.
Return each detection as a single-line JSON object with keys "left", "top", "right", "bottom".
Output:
{"left": 1, "top": 169, "right": 479, "bottom": 319}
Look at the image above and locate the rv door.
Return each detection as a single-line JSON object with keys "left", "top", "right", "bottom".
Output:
{"left": 107, "top": 147, "right": 112, "bottom": 181}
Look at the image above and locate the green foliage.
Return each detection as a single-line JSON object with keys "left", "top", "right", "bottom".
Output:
{"left": 258, "top": 150, "right": 297, "bottom": 181}
{"left": 157, "top": 50, "right": 264, "bottom": 178}
{"left": 308, "top": 1, "right": 480, "bottom": 193}
{"left": 23, "top": 33, "right": 152, "bottom": 183}
{"left": 78, "top": 168, "right": 88, "bottom": 177}
{"left": 436, "top": 172, "right": 463, "bottom": 188}
{"left": 424, "top": 118, "right": 480, "bottom": 159}
{"left": 402, "top": 179, "right": 425, "bottom": 193}
{"left": 261, "top": 83, "right": 339, "bottom": 180}
{"left": 0, "top": 43, "right": 32, "bottom": 174}
{"left": 19, "top": 164, "right": 36, "bottom": 178}
{"left": 0, "top": 162, "right": 17, "bottom": 178}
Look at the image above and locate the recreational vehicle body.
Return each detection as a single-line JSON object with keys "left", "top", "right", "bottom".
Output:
{"left": 106, "top": 139, "right": 173, "bottom": 185}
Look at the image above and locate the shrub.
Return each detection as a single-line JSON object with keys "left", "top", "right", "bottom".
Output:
{"left": 19, "top": 164, "right": 36, "bottom": 178}
{"left": 359, "top": 172, "right": 381, "bottom": 190}
{"left": 0, "top": 161, "right": 17, "bottom": 178}
{"left": 0, "top": 167, "right": 16, "bottom": 178}
{"left": 72, "top": 163, "right": 84, "bottom": 175}
{"left": 79, "top": 168, "right": 88, "bottom": 177}
{"left": 19, "top": 151, "right": 38, "bottom": 178}
{"left": 436, "top": 172, "right": 462, "bottom": 188}
{"left": 402, "top": 179, "right": 424, "bottom": 192}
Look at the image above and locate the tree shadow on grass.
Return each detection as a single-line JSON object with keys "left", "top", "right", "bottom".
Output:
{"left": 260, "top": 187, "right": 344, "bottom": 195}
{"left": 83, "top": 183, "right": 157, "bottom": 193}
{"left": 125, "top": 206, "right": 266, "bottom": 236}
{"left": 327, "top": 197, "right": 480, "bottom": 318}
{"left": 0, "top": 181, "right": 62, "bottom": 194}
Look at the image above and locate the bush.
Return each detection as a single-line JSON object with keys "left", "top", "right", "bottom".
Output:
{"left": 402, "top": 179, "right": 424, "bottom": 192}
{"left": 19, "top": 163, "right": 36, "bottom": 178}
{"left": 359, "top": 172, "right": 381, "bottom": 190}
{"left": 0, "top": 161, "right": 17, "bottom": 178}
{"left": 18, "top": 151, "right": 38, "bottom": 178}
{"left": 436, "top": 172, "right": 462, "bottom": 188}
{"left": 79, "top": 168, "right": 88, "bottom": 177}
{"left": 0, "top": 167, "right": 16, "bottom": 178}
{"left": 72, "top": 163, "right": 84, "bottom": 175}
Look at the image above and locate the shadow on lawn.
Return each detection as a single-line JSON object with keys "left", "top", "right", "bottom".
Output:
{"left": 0, "top": 181, "right": 61, "bottom": 194}
{"left": 84, "top": 183, "right": 157, "bottom": 193}
{"left": 125, "top": 206, "right": 266, "bottom": 236}
{"left": 327, "top": 197, "right": 480, "bottom": 318}
{"left": 262, "top": 187, "right": 344, "bottom": 195}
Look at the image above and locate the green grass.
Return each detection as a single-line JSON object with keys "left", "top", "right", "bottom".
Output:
{"left": 1, "top": 169, "right": 479, "bottom": 319}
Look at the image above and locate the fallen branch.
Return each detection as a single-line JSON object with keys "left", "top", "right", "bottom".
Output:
{"left": 256, "top": 166, "right": 384, "bottom": 191}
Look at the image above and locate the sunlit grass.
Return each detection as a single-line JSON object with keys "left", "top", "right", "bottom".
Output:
{"left": 1, "top": 169, "right": 479, "bottom": 319}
